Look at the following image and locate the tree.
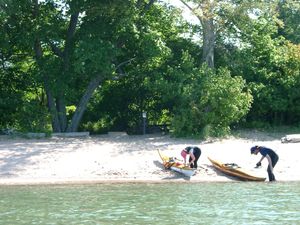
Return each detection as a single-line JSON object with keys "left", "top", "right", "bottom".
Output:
{"left": 172, "top": 1, "right": 274, "bottom": 70}
{"left": 168, "top": 53, "right": 252, "bottom": 137}
{"left": 278, "top": 0, "right": 300, "bottom": 44}
{"left": 80, "top": 2, "right": 191, "bottom": 134}
{"left": 0, "top": 0, "right": 46, "bottom": 130}
{"left": 179, "top": 0, "right": 216, "bottom": 68}
{"left": 1, "top": 0, "right": 162, "bottom": 132}
{"left": 231, "top": 5, "right": 300, "bottom": 125}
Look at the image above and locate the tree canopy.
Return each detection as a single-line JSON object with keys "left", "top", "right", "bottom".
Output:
{"left": 1, "top": 0, "right": 300, "bottom": 137}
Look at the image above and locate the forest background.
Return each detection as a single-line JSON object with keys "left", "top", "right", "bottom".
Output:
{"left": 1, "top": 0, "right": 300, "bottom": 138}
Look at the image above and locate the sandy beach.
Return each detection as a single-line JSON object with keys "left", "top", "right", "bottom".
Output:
{"left": 0, "top": 131, "right": 299, "bottom": 185}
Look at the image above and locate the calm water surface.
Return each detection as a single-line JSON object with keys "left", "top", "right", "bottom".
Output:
{"left": 0, "top": 182, "right": 299, "bottom": 225}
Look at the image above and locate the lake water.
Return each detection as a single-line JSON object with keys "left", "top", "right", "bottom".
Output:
{"left": 0, "top": 182, "right": 299, "bottom": 225}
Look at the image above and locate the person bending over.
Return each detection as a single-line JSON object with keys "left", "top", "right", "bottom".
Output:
{"left": 181, "top": 146, "right": 201, "bottom": 169}
{"left": 251, "top": 145, "right": 279, "bottom": 181}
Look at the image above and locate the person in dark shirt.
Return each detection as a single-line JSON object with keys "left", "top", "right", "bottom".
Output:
{"left": 251, "top": 145, "right": 279, "bottom": 181}
{"left": 181, "top": 146, "right": 201, "bottom": 169}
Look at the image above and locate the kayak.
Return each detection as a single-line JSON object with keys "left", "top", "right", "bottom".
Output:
{"left": 208, "top": 157, "right": 266, "bottom": 181}
{"left": 158, "top": 150, "right": 196, "bottom": 177}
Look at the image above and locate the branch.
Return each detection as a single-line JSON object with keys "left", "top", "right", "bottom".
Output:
{"left": 61, "top": 12, "right": 79, "bottom": 69}
{"left": 63, "top": 12, "right": 79, "bottom": 56}
{"left": 115, "top": 57, "right": 136, "bottom": 70}
{"left": 112, "top": 57, "right": 136, "bottom": 79}
{"left": 179, "top": 0, "right": 203, "bottom": 24}
{"left": 179, "top": 0, "right": 193, "bottom": 12}
{"left": 49, "top": 42, "right": 64, "bottom": 58}
{"left": 66, "top": 13, "right": 79, "bottom": 44}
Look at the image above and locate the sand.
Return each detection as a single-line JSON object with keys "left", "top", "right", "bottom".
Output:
{"left": 0, "top": 131, "right": 299, "bottom": 185}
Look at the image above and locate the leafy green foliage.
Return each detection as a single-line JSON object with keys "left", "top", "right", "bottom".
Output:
{"left": 233, "top": 13, "right": 300, "bottom": 126}
{"left": 171, "top": 60, "right": 252, "bottom": 138}
{"left": 1, "top": 0, "right": 300, "bottom": 137}
{"left": 80, "top": 2, "right": 189, "bottom": 134}
{"left": 15, "top": 98, "right": 51, "bottom": 132}
{"left": 278, "top": 0, "right": 300, "bottom": 44}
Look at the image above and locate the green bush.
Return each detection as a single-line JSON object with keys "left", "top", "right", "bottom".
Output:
{"left": 171, "top": 66, "right": 253, "bottom": 138}
{"left": 81, "top": 116, "right": 113, "bottom": 134}
{"left": 16, "top": 100, "right": 51, "bottom": 133}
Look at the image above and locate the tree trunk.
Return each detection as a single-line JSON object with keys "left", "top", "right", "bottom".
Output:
{"left": 33, "top": 38, "right": 62, "bottom": 132}
{"left": 32, "top": 2, "right": 102, "bottom": 133}
{"left": 33, "top": 0, "right": 63, "bottom": 133}
{"left": 202, "top": 18, "right": 215, "bottom": 68}
{"left": 56, "top": 95, "right": 67, "bottom": 132}
{"left": 44, "top": 12, "right": 79, "bottom": 133}
{"left": 67, "top": 75, "right": 103, "bottom": 132}
{"left": 42, "top": 78, "right": 61, "bottom": 132}
{"left": 180, "top": 0, "right": 216, "bottom": 69}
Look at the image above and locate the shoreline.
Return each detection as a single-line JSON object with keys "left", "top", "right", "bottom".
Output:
{"left": 2, "top": 180, "right": 300, "bottom": 187}
{"left": 1, "top": 132, "right": 300, "bottom": 185}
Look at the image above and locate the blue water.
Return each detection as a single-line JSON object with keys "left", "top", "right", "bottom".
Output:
{"left": 0, "top": 182, "right": 299, "bottom": 225}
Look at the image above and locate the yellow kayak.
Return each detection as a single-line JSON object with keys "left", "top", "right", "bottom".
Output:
{"left": 208, "top": 157, "right": 266, "bottom": 181}
{"left": 158, "top": 150, "right": 196, "bottom": 177}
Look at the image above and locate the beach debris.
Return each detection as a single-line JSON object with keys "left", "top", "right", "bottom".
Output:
{"left": 281, "top": 134, "right": 300, "bottom": 143}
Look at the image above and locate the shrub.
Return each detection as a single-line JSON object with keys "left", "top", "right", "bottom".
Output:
{"left": 171, "top": 66, "right": 253, "bottom": 138}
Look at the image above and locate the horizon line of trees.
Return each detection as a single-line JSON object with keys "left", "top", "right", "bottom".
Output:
{"left": 1, "top": 0, "right": 300, "bottom": 138}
